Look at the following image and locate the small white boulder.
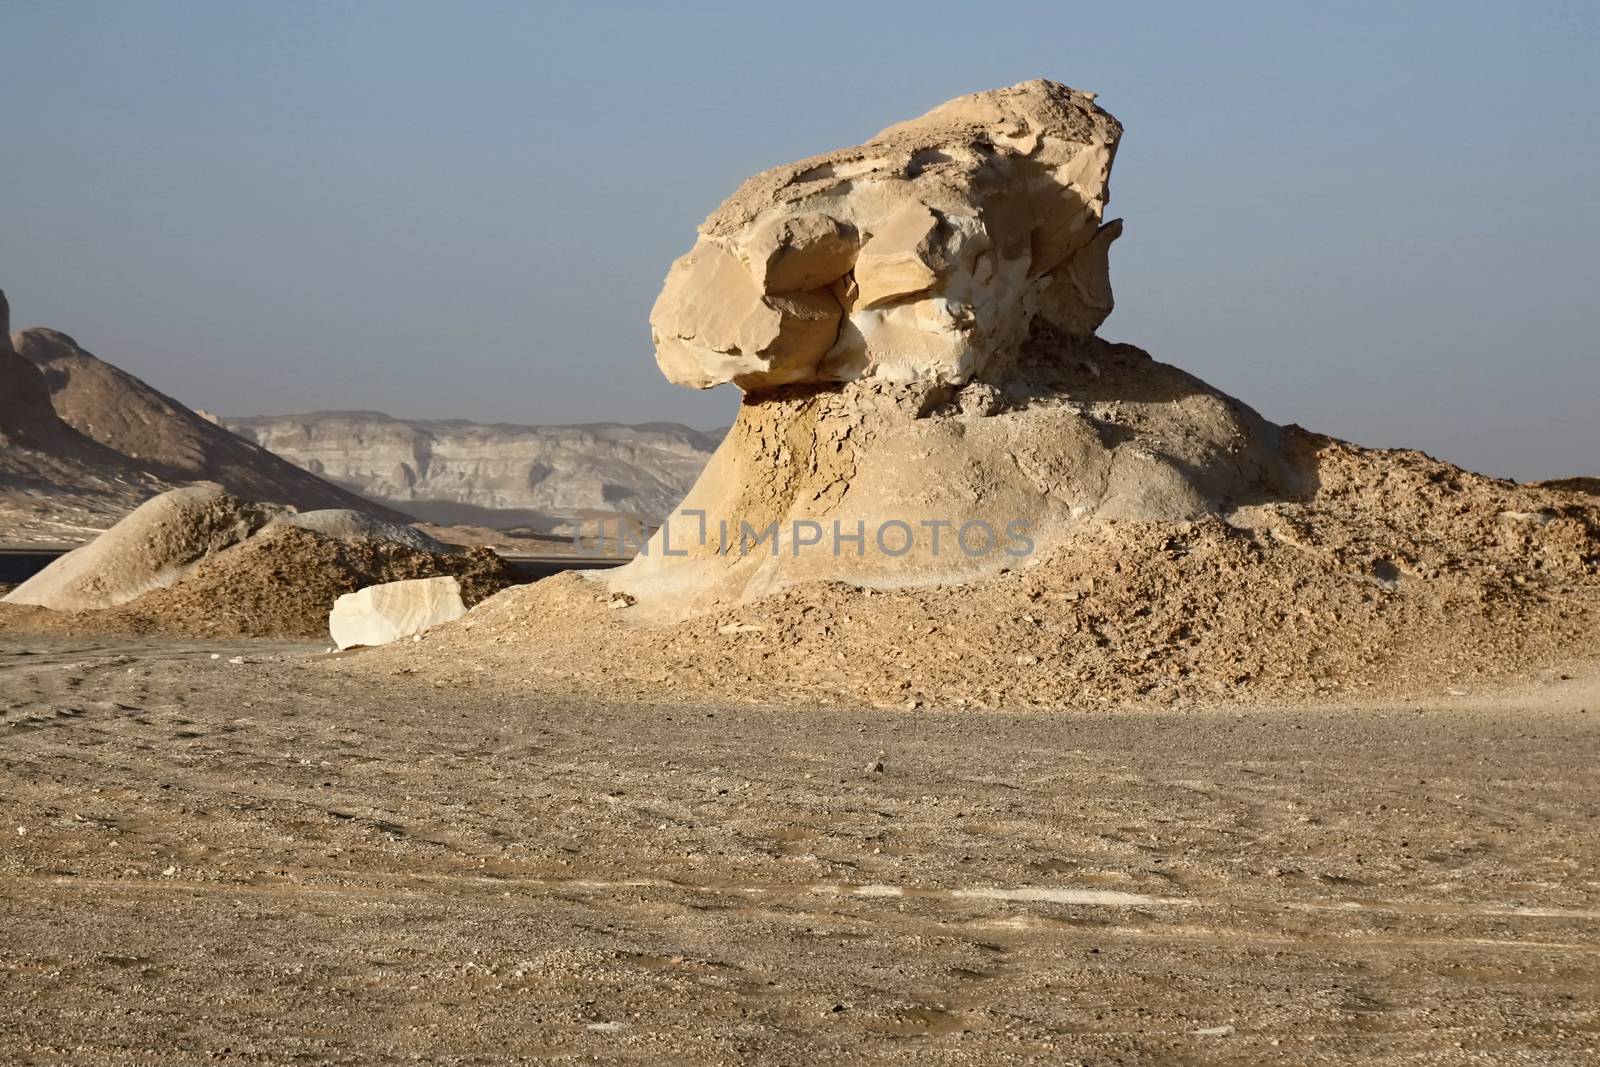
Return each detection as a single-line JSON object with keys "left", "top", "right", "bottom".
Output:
{"left": 329, "top": 575, "right": 466, "bottom": 650}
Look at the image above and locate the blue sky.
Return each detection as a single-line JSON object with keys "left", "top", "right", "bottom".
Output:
{"left": 2, "top": 1, "right": 1595, "bottom": 478}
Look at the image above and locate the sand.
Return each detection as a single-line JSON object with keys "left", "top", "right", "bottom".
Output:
{"left": 2, "top": 634, "right": 1598, "bottom": 1063}
{"left": 381, "top": 427, "right": 1599, "bottom": 711}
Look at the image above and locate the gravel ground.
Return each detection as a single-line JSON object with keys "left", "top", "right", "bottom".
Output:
{"left": 2, "top": 636, "right": 1598, "bottom": 1064}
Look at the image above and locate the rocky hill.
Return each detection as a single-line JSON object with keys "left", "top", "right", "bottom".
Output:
{"left": 1, "top": 289, "right": 412, "bottom": 544}
{"left": 2, "top": 292, "right": 171, "bottom": 543}
{"left": 224, "top": 412, "right": 721, "bottom": 532}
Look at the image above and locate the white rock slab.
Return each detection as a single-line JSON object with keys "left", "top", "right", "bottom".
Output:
{"left": 329, "top": 576, "right": 465, "bottom": 650}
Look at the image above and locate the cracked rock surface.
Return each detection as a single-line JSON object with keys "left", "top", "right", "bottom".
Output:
{"left": 623, "top": 81, "right": 1298, "bottom": 614}
{"left": 651, "top": 79, "right": 1121, "bottom": 392}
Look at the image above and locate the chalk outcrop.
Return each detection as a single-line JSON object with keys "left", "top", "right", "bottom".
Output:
{"left": 3, "top": 484, "right": 279, "bottom": 611}
{"left": 650, "top": 80, "right": 1121, "bottom": 392}
{"left": 277, "top": 509, "right": 447, "bottom": 553}
{"left": 329, "top": 576, "right": 467, "bottom": 649}
{"left": 380, "top": 85, "right": 1600, "bottom": 711}
{"left": 616, "top": 82, "right": 1290, "bottom": 617}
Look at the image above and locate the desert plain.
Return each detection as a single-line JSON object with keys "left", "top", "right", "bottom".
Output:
{"left": 3, "top": 635, "right": 1599, "bottom": 1065}
{"left": 3, "top": 77, "right": 1598, "bottom": 1066}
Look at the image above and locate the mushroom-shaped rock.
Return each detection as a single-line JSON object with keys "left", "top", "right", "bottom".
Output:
{"left": 607, "top": 81, "right": 1294, "bottom": 620}
{"left": 329, "top": 575, "right": 467, "bottom": 649}
{"left": 648, "top": 79, "right": 1122, "bottom": 393}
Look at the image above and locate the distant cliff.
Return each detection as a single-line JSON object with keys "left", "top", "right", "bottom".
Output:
{"left": 225, "top": 411, "right": 722, "bottom": 531}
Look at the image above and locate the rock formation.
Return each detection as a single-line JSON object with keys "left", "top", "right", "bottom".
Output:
{"left": 614, "top": 81, "right": 1291, "bottom": 615}
{"left": 0, "top": 289, "right": 60, "bottom": 445}
{"left": 277, "top": 509, "right": 446, "bottom": 553}
{"left": 649, "top": 80, "right": 1121, "bottom": 392}
{"left": 225, "top": 412, "right": 721, "bottom": 531}
{"left": 380, "top": 82, "right": 1598, "bottom": 711}
{"left": 329, "top": 575, "right": 467, "bottom": 649}
{"left": 2, "top": 290, "right": 178, "bottom": 543}
{"left": 3, "top": 484, "right": 278, "bottom": 611}
{"left": 15, "top": 327, "right": 413, "bottom": 522}
{"left": 2, "top": 484, "right": 511, "bottom": 635}
{"left": 2, "top": 291, "right": 423, "bottom": 544}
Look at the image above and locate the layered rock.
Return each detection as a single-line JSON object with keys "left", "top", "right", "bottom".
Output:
{"left": 650, "top": 80, "right": 1122, "bottom": 392}
{"left": 225, "top": 412, "right": 721, "bottom": 531}
{"left": 613, "top": 81, "right": 1293, "bottom": 616}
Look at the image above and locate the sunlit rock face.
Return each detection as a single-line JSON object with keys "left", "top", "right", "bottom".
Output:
{"left": 612, "top": 82, "right": 1295, "bottom": 622}
{"left": 649, "top": 80, "right": 1122, "bottom": 393}
{"left": 329, "top": 575, "right": 466, "bottom": 650}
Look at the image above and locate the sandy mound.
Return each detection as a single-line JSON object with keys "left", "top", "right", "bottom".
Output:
{"left": 0, "top": 526, "right": 510, "bottom": 639}
{"left": 395, "top": 441, "right": 1598, "bottom": 709}
{"left": 101, "top": 527, "right": 508, "bottom": 638}
{"left": 367, "top": 81, "right": 1599, "bottom": 710}
{"left": 1, "top": 483, "right": 512, "bottom": 638}
{"left": 3, "top": 483, "right": 278, "bottom": 610}
{"left": 618, "top": 328, "right": 1293, "bottom": 615}
{"left": 277, "top": 508, "right": 447, "bottom": 552}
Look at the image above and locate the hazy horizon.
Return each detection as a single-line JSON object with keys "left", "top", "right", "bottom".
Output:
{"left": 3, "top": 1, "right": 1596, "bottom": 480}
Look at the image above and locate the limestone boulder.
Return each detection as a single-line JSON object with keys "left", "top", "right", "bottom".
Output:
{"left": 328, "top": 575, "right": 467, "bottom": 649}
{"left": 648, "top": 79, "right": 1123, "bottom": 393}
{"left": 608, "top": 81, "right": 1298, "bottom": 621}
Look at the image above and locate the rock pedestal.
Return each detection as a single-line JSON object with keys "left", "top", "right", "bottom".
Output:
{"left": 611, "top": 81, "right": 1293, "bottom": 619}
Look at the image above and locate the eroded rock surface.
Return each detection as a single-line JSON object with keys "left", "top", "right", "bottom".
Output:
{"left": 329, "top": 575, "right": 467, "bottom": 649}
{"left": 650, "top": 79, "right": 1122, "bottom": 392}
{"left": 226, "top": 412, "right": 720, "bottom": 532}
{"left": 3, "top": 484, "right": 279, "bottom": 611}
{"left": 617, "top": 82, "right": 1294, "bottom": 616}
